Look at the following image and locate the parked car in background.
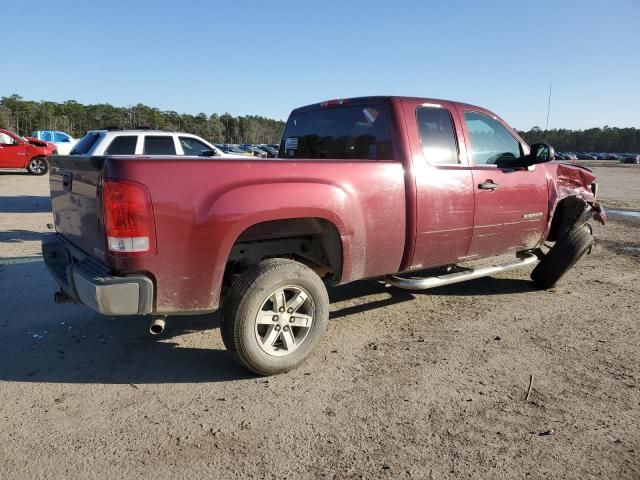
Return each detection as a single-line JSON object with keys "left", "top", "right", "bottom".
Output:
{"left": 0, "top": 128, "right": 56, "bottom": 175}
{"left": 70, "top": 129, "right": 241, "bottom": 158}
{"left": 258, "top": 144, "right": 278, "bottom": 158}
{"left": 31, "top": 130, "right": 77, "bottom": 155}
{"left": 240, "top": 144, "right": 268, "bottom": 158}
{"left": 216, "top": 144, "right": 253, "bottom": 156}
{"left": 621, "top": 153, "right": 640, "bottom": 164}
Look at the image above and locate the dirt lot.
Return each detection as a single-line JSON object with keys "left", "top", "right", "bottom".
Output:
{"left": 0, "top": 165, "right": 638, "bottom": 479}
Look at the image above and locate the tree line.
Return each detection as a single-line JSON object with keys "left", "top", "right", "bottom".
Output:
{"left": 518, "top": 126, "right": 640, "bottom": 153}
{"left": 0, "top": 94, "right": 285, "bottom": 144}
{"left": 2, "top": 95, "right": 639, "bottom": 152}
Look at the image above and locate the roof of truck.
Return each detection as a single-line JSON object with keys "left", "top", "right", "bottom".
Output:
{"left": 291, "top": 96, "right": 488, "bottom": 114}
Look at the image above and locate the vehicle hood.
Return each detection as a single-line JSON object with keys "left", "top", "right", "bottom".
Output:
{"left": 25, "top": 137, "right": 57, "bottom": 153}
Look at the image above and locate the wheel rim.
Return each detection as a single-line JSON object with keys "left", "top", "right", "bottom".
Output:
{"left": 254, "top": 285, "right": 314, "bottom": 357}
{"left": 29, "top": 159, "right": 46, "bottom": 174}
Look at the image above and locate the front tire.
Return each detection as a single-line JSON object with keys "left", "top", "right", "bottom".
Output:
{"left": 27, "top": 157, "right": 49, "bottom": 176}
{"left": 531, "top": 226, "right": 595, "bottom": 289}
{"left": 221, "top": 258, "right": 329, "bottom": 375}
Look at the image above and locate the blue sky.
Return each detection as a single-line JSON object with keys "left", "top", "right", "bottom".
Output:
{"left": 2, "top": 0, "right": 638, "bottom": 129}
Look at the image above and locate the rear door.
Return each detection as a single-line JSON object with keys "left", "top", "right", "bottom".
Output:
{"left": 402, "top": 99, "right": 475, "bottom": 270}
{"left": 459, "top": 109, "right": 548, "bottom": 258}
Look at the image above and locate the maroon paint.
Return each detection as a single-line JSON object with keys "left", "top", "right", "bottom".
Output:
{"left": 105, "top": 158, "right": 407, "bottom": 313}
{"left": 49, "top": 97, "right": 602, "bottom": 314}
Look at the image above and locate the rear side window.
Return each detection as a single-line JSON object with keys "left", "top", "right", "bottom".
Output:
{"left": 279, "top": 104, "right": 393, "bottom": 160}
{"left": 71, "top": 132, "right": 102, "bottom": 154}
{"left": 416, "top": 106, "right": 459, "bottom": 165}
{"left": 105, "top": 136, "right": 137, "bottom": 155}
{"left": 42, "top": 131, "right": 53, "bottom": 142}
{"left": 463, "top": 111, "right": 521, "bottom": 165}
{"left": 143, "top": 136, "right": 176, "bottom": 155}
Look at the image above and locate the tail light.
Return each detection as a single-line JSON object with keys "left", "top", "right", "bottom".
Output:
{"left": 102, "top": 179, "right": 156, "bottom": 255}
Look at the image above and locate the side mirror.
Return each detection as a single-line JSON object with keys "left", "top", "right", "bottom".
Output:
{"left": 529, "top": 143, "right": 555, "bottom": 164}
{"left": 200, "top": 149, "right": 217, "bottom": 157}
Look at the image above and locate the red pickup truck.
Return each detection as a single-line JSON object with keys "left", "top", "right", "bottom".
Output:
{"left": 0, "top": 128, "right": 56, "bottom": 175}
{"left": 43, "top": 96, "right": 606, "bottom": 375}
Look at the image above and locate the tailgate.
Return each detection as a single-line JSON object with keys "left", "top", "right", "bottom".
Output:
{"left": 49, "top": 156, "right": 107, "bottom": 260}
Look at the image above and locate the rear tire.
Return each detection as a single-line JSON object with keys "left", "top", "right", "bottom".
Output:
{"left": 531, "top": 226, "right": 594, "bottom": 289}
{"left": 221, "top": 258, "right": 329, "bottom": 376}
{"left": 27, "top": 157, "right": 49, "bottom": 176}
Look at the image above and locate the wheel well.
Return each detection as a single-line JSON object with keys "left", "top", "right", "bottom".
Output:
{"left": 548, "top": 196, "right": 588, "bottom": 242}
{"left": 224, "top": 218, "right": 343, "bottom": 286}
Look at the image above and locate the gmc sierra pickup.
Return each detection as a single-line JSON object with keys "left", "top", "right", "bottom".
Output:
{"left": 42, "top": 96, "right": 606, "bottom": 375}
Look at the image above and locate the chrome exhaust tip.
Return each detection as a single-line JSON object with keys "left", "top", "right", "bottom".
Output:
{"left": 149, "top": 316, "right": 166, "bottom": 335}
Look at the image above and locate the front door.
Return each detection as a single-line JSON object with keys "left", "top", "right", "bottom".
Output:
{"left": 0, "top": 134, "right": 29, "bottom": 168}
{"left": 459, "top": 109, "right": 549, "bottom": 259}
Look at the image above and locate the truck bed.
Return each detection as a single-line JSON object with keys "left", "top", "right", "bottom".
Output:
{"left": 48, "top": 155, "right": 407, "bottom": 313}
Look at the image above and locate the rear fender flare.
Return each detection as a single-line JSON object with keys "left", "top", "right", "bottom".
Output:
{"left": 203, "top": 182, "right": 364, "bottom": 308}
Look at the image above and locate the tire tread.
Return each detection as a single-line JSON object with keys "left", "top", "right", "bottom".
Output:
{"left": 531, "top": 226, "right": 594, "bottom": 289}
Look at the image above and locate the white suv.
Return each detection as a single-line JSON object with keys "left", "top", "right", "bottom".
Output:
{"left": 70, "top": 130, "right": 240, "bottom": 158}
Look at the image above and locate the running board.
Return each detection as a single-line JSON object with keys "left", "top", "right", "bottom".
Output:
{"left": 383, "top": 252, "right": 538, "bottom": 291}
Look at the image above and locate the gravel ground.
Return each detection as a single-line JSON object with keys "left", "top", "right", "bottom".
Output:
{"left": 587, "top": 164, "right": 640, "bottom": 210}
{"left": 0, "top": 167, "right": 638, "bottom": 479}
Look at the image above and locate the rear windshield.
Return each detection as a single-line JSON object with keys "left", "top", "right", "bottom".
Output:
{"left": 143, "top": 136, "right": 176, "bottom": 155}
{"left": 279, "top": 104, "right": 394, "bottom": 160}
{"left": 70, "top": 132, "right": 102, "bottom": 155}
{"left": 105, "top": 136, "right": 137, "bottom": 155}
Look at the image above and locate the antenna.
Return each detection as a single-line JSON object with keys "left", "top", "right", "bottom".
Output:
{"left": 545, "top": 83, "right": 552, "bottom": 132}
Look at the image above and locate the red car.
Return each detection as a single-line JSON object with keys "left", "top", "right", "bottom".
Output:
{"left": 42, "top": 96, "right": 606, "bottom": 375}
{"left": 0, "top": 129, "right": 56, "bottom": 175}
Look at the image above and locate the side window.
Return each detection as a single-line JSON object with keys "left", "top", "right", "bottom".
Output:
{"left": 1, "top": 133, "right": 18, "bottom": 145}
{"left": 105, "top": 136, "right": 137, "bottom": 155}
{"left": 42, "top": 131, "right": 53, "bottom": 142}
{"left": 463, "top": 111, "right": 521, "bottom": 165}
{"left": 416, "top": 106, "right": 459, "bottom": 165}
{"left": 53, "top": 132, "right": 69, "bottom": 142}
{"left": 143, "top": 136, "right": 176, "bottom": 155}
{"left": 179, "top": 136, "right": 213, "bottom": 156}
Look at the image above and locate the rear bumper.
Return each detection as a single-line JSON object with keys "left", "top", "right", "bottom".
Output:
{"left": 42, "top": 235, "right": 154, "bottom": 315}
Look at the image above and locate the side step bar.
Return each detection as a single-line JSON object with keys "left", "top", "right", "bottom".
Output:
{"left": 383, "top": 252, "right": 538, "bottom": 291}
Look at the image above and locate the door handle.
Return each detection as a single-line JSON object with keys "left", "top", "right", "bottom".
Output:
{"left": 478, "top": 180, "right": 499, "bottom": 190}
